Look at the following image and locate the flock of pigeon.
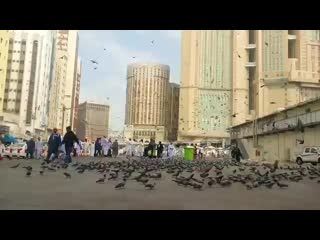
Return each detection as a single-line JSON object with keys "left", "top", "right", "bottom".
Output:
{"left": 9, "top": 157, "right": 320, "bottom": 191}
{"left": 89, "top": 40, "right": 155, "bottom": 70}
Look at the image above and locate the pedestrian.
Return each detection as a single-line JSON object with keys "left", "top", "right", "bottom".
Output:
{"left": 199, "top": 147, "right": 204, "bottom": 160}
{"left": 47, "top": 128, "right": 61, "bottom": 162}
{"left": 157, "top": 141, "right": 164, "bottom": 159}
{"left": 26, "top": 137, "right": 35, "bottom": 159}
{"left": 90, "top": 141, "right": 95, "bottom": 157}
{"left": 148, "top": 138, "right": 156, "bottom": 158}
{"left": 94, "top": 138, "right": 102, "bottom": 157}
{"left": 107, "top": 138, "right": 112, "bottom": 157}
{"left": 126, "top": 138, "right": 132, "bottom": 158}
{"left": 61, "top": 126, "right": 81, "bottom": 163}
{"left": 235, "top": 146, "right": 242, "bottom": 162}
{"left": 112, "top": 139, "right": 119, "bottom": 158}
{"left": 137, "top": 139, "right": 144, "bottom": 159}
{"left": 167, "top": 142, "right": 175, "bottom": 164}
{"left": 101, "top": 136, "right": 108, "bottom": 156}
{"left": 83, "top": 138, "right": 89, "bottom": 156}
{"left": 35, "top": 137, "right": 43, "bottom": 160}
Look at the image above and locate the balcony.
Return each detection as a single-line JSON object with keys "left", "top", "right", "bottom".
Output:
{"left": 245, "top": 62, "right": 256, "bottom": 68}
{"left": 245, "top": 44, "right": 256, "bottom": 49}
{"left": 288, "top": 34, "right": 296, "bottom": 40}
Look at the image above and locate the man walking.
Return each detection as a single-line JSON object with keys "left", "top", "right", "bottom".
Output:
{"left": 26, "top": 137, "right": 35, "bottom": 159}
{"left": 47, "top": 128, "right": 61, "bottom": 162}
{"left": 62, "top": 126, "right": 81, "bottom": 163}
{"left": 157, "top": 141, "right": 164, "bottom": 159}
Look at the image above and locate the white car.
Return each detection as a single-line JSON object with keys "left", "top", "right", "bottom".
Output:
{"left": 296, "top": 146, "right": 320, "bottom": 165}
{"left": 4, "top": 143, "right": 28, "bottom": 158}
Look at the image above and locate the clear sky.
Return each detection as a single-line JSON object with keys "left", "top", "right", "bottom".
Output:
{"left": 78, "top": 30, "right": 181, "bottom": 131}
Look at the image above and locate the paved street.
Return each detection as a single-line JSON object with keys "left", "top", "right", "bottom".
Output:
{"left": 0, "top": 156, "right": 320, "bottom": 210}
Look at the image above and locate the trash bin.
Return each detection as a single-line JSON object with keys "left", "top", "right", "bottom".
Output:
{"left": 184, "top": 146, "right": 194, "bottom": 161}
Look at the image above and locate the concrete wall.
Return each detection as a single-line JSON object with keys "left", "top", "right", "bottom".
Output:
{"left": 240, "top": 126, "right": 320, "bottom": 162}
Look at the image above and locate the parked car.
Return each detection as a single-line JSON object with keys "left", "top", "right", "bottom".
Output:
{"left": 3, "top": 143, "right": 28, "bottom": 158}
{"left": 296, "top": 146, "right": 320, "bottom": 165}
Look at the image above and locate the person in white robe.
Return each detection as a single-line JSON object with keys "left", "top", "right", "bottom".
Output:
{"left": 35, "top": 137, "right": 43, "bottom": 159}
{"left": 101, "top": 137, "right": 108, "bottom": 156}
{"left": 137, "top": 139, "right": 144, "bottom": 159}
{"left": 126, "top": 138, "right": 133, "bottom": 157}
{"left": 167, "top": 142, "right": 175, "bottom": 164}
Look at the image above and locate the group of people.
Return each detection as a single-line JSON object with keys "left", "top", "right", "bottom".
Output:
{"left": 46, "top": 126, "right": 81, "bottom": 163}
{"left": 92, "top": 137, "right": 119, "bottom": 158}
{"left": 125, "top": 138, "right": 176, "bottom": 161}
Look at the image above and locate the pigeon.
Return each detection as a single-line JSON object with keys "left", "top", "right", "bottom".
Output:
{"left": 10, "top": 163, "right": 20, "bottom": 169}
{"left": 276, "top": 181, "right": 288, "bottom": 188}
{"left": 115, "top": 180, "right": 126, "bottom": 189}
{"left": 208, "top": 179, "right": 217, "bottom": 186}
{"left": 23, "top": 166, "right": 32, "bottom": 171}
{"left": 90, "top": 60, "right": 98, "bottom": 64}
{"left": 48, "top": 167, "right": 56, "bottom": 172}
{"left": 96, "top": 174, "right": 106, "bottom": 183}
{"left": 265, "top": 182, "right": 275, "bottom": 189}
{"left": 145, "top": 182, "right": 156, "bottom": 190}
{"left": 192, "top": 183, "right": 203, "bottom": 190}
{"left": 138, "top": 178, "right": 149, "bottom": 184}
{"left": 40, "top": 171, "right": 44, "bottom": 175}
{"left": 63, "top": 172, "right": 71, "bottom": 178}
{"left": 77, "top": 169, "right": 85, "bottom": 174}
{"left": 26, "top": 171, "right": 31, "bottom": 177}
{"left": 200, "top": 172, "right": 209, "bottom": 178}
{"left": 151, "top": 40, "right": 154, "bottom": 45}
{"left": 265, "top": 42, "right": 269, "bottom": 46}
{"left": 132, "top": 56, "right": 136, "bottom": 59}
{"left": 237, "top": 53, "right": 241, "bottom": 58}
{"left": 94, "top": 67, "right": 97, "bottom": 70}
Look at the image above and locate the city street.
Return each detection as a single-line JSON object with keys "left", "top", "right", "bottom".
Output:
{"left": 0, "top": 156, "right": 320, "bottom": 210}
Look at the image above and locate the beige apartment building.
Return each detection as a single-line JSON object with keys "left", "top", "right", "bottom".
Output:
{"left": 1, "top": 30, "right": 55, "bottom": 138}
{"left": 179, "top": 30, "right": 320, "bottom": 146}
{"left": 124, "top": 63, "right": 170, "bottom": 142}
{"left": 0, "top": 30, "right": 9, "bottom": 121}
{"left": 232, "top": 30, "right": 320, "bottom": 126}
{"left": 76, "top": 101, "right": 110, "bottom": 142}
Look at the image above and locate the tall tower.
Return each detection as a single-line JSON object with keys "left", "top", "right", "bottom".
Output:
{"left": 124, "top": 63, "right": 170, "bottom": 142}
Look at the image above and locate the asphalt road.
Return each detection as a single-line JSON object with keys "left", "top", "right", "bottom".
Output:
{"left": 0, "top": 156, "right": 320, "bottom": 210}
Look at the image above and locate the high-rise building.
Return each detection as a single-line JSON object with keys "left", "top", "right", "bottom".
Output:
{"left": 179, "top": 30, "right": 320, "bottom": 145}
{"left": 124, "top": 63, "right": 170, "bottom": 142}
{"left": 0, "top": 30, "right": 9, "bottom": 120}
{"left": 179, "top": 30, "right": 233, "bottom": 145}
{"left": 73, "top": 57, "right": 81, "bottom": 133}
{"left": 77, "top": 101, "right": 110, "bottom": 142}
{"left": 232, "top": 30, "right": 320, "bottom": 126}
{"left": 166, "top": 83, "right": 180, "bottom": 142}
{"left": 47, "top": 30, "right": 79, "bottom": 134}
{"left": 1, "top": 30, "right": 55, "bottom": 138}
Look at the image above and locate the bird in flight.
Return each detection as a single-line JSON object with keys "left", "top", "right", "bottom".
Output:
{"left": 151, "top": 40, "right": 155, "bottom": 45}
{"left": 265, "top": 42, "right": 269, "bottom": 46}
{"left": 94, "top": 67, "right": 97, "bottom": 70}
{"left": 132, "top": 56, "right": 136, "bottom": 59}
{"left": 104, "top": 48, "right": 106, "bottom": 51}
{"left": 90, "top": 60, "right": 98, "bottom": 64}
